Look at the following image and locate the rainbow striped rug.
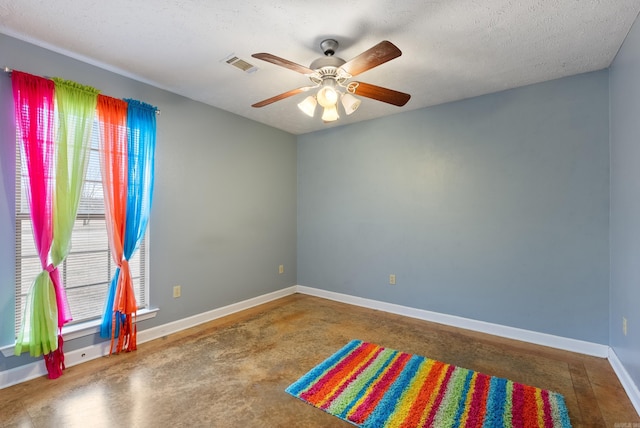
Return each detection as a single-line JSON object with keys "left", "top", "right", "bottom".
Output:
{"left": 286, "top": 340, "right": 572, "bottom": 427}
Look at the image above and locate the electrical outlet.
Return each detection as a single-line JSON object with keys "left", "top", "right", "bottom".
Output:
{"left": 389, "top": 274, "right": 396, "bottom": 285}
{"left": 173, "top": 285, "right": 181, "bottom": 298}
{"left": 279, "top": 264, "right": 284, "bottom": 274}
{"left": 623, "top": 317, "right": 628, "bottom": 336}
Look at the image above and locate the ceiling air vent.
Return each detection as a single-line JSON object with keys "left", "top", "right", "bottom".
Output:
{"left": 223, "top": 54, "right": 258, "bottom": 73}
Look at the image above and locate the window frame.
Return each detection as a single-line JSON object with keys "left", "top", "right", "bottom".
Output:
{"left": 12, "top": 114, "right": 152, "bottom": 341}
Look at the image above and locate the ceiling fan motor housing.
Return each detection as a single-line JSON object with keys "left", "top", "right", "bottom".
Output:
{"left": 312, "top": 39, "right": 346, "bottom": 78}
{"left": 309, "top": 56, "right": 346, "bottom": 76}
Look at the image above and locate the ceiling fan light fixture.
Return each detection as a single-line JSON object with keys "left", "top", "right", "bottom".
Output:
{"left": 316, "top": 83, "right": 339, "bottom": 108}
{"left": 297, "top": 96, "right": 317, "bottom": 117}
{"left": 341, "top": 93, "right": 361, "bottom": 115}
{"left": 321, "top": 105, "right": 339, "bottom": 122}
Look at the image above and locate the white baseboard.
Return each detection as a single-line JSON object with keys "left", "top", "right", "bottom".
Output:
{"left": 0, "top": 340, "right": 113, "bottom": 389}
{"left": 608, "top": 347, "right": 640, "bottom": 417}
{"left": 0, "top": 286, "right": 297, "bottom": 389}
{"left": 295, "top": 285, "right": 610, "bottom": 358}
{"left": 136, "top": 286, "right": 297, "bottom": 344}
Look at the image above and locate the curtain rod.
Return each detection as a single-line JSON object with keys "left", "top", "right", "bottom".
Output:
{"left": 3, "top": 66, "right": 161, "bottom": 115}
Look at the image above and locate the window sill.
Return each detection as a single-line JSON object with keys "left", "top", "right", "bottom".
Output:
{"left": 0, "top": 308, "right": 159, "bottom": 357}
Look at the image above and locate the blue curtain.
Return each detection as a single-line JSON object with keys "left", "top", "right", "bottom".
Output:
{"left": 100, "top": 99, "right": 157, "bottom": 346}
{"left": 124, "top": 99, "right": 156, "bottom": 259}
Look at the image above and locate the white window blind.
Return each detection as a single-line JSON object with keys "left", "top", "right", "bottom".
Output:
{"left": 15, "top": 120, "right": 148, "bottom": 337}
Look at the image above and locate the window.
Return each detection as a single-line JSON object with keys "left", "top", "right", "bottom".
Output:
{"left": 14, "top": 120, "right": 147, "bottom": 337}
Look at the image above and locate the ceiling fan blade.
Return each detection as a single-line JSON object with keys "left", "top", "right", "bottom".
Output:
{"left": 340, "top": 41, "right": 402, "bottom": 77}
{"left": 350, "top": 82, "right": 411, "bottom": 107}
{"left": 252, "top": 87, "right": 310, "bottom": 108}
{"left": 251, "top": 53, "right": 316, "bottom": 75}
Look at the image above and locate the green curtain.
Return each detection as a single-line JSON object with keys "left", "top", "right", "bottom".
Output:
{"left": 50, "top": 79, "right": 99, "bottom": 283}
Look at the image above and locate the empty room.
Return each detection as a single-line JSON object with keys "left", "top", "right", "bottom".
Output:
{"left": 1, "top": 1, "right": 640, "bottom": 427}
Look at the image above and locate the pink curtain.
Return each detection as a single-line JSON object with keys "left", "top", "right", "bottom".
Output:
{"left": 12, "top": 71, "right": 62, "bottom": 370}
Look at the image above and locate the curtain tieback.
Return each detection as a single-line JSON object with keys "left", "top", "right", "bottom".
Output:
{"left": 120, "top": 259, "right": 130, "bottom": 275}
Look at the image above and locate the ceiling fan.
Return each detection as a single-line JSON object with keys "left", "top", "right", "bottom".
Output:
{"left": 251, "top": 39, "right": 411, "bottom": 122}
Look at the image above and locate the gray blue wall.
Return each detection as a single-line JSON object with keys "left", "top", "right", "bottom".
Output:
{"left": 610, "top": 12, "right": 640, "bottom": 393}
{"left": 298, "top": 71, "right": 610, "bottom": 344}
{"left": 0, "top": 34, "right": 298, "bottom": 371}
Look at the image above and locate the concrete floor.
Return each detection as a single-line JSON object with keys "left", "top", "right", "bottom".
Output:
{"left": 1, "top": 293, "right": 639, "bottom": 427}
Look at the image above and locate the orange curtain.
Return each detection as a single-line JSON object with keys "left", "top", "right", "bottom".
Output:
{"left": 96, "top": 95, "right": 132, "bottom": 353}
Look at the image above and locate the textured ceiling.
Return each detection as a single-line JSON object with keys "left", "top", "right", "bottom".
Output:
{"left": 1, "top": 1, "right": 639, "bottom": 135}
